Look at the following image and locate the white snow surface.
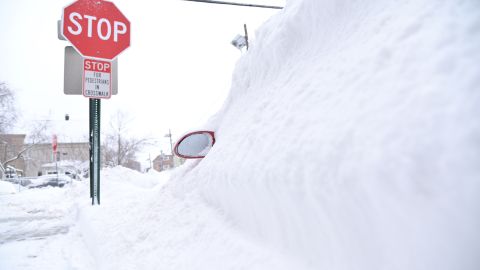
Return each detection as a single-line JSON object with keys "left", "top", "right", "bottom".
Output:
{"left": 1, "top": 0, "right": 480, "bottom": 269}
{"left": 0, "top": 181, "right": 17, "bottom": 195}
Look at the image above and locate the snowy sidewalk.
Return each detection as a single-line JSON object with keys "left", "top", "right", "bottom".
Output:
{"left": 0, "top": 168, "right": 303, "bottom": 270}
{"left": 0, "top": 183, "right": 95, "bottom": 269}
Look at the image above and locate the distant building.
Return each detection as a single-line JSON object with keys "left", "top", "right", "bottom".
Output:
{"left": 0, "top": 134, "right": 89, "bottom": 177}
{"left": 125, "top": 159, "right": 142, "bottom": 172}
{"left": 25, "top": 142, "right": 89, "bottom": 177}
{"left": 153, "top": 152, "right": 174, "bottom": 172}
{"left": 0, "top": 134, "right": 27, "bottom": 177}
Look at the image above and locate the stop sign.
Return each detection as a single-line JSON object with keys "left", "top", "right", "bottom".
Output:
{"left": 62, "top": 0, "right": 130, "bottom": 60}
{"left": 52, "top": 134, "right": 58, "bottom": 153}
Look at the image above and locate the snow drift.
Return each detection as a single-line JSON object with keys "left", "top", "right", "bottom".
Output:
{"left": 0, "top": 181, "right": 17, "bottom": 195}
{"left": 176, "top": 0, "right": 480, "bottom": 269}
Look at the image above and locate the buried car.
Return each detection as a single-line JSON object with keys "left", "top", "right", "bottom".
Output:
{"left": 27, "top": 174, "right": 73, "bottom": 188}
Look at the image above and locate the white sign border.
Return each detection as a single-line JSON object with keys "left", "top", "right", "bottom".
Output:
{"left": 82, "top": 58, "right": 113, "bottom": 99}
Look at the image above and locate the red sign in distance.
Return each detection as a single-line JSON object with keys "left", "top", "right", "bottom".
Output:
{"left": 52, "top": 134, "right": 58, "bottom": 153}
{"left": 62, "top": 0, "right": 130, "bottom": 60}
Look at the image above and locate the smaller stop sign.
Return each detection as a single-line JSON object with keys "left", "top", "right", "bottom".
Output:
{"left": 62, "top": 0, "right": 130, "bottom": 60}
{"left": 52, "top": 134, "right": 58, "bottom": 153}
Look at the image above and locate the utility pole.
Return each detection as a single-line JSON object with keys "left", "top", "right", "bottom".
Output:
{"left": 181, "top": 0, "right": 283, "bottom": 9}
{"left": 244, "top": 24, "right": 249, "bottom": 50}
{"left": 164, "top": 129, "right": 174, "bottom": 168}
{"left": 148, "top": 154, "right": 152, "bottom": 171}
{"left": 165, "top": 129, "right": 173, "bottom": 155}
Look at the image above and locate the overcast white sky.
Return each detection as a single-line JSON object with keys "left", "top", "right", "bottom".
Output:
{"left": 0, "top": 0, "right": 284, "bottom": 162}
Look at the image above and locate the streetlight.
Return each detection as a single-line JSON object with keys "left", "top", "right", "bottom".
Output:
{"left": 164, "top": 129, "right": 173, "bottom": 156}
{"left": 164, "top": 129, "right": 174, "bottom": 168}
{"left": 231, "top": 24, "right": 249, "bottom": 51}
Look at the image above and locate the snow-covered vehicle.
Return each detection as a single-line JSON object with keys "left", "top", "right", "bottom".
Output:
{"left": 39, "top": 162, "right": 83, "bottom": 180}
{"left": 27, "top": 174, "right": 72, "bottom": 188}
{"left": 4, "top": 165, "right": 22, "bottom": 179}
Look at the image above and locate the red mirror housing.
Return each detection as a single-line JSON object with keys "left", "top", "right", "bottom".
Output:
{"left": 173, "top": 131, "right": 215, "bottom": 159}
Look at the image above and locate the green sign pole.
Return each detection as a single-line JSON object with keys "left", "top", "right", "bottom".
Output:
{"left": 89, "top": 100, "right": 93, "bottom": 199}
{"left": 89, "top": 98, "right": 101, "bottom": 205}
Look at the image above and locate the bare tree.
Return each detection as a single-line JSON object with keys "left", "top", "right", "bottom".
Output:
{"left": 0, "top": 82, "right": 19, "bottom": 178}
{"left": 25, "top": 120, "right": 51, "bottom": 144}
{"left": 0, "top": 134, "right": 30, "bottom": 179}
{"left": 0, "top": 120, "right": 51, "bottom": 179}
{"left": 0, "top": 82, "right": 17, "bottom": 133}
{"left": 102, "top": 111, "right": 151, "bottom": 167}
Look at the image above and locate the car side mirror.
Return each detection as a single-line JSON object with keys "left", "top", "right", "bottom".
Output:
{"left": 173, "top": 131, "right": 215, "bottom": 159}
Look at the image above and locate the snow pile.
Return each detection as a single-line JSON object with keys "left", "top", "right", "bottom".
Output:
{"left": 101, "top": 166, "right": 168, "bottom": 189}
{"left": 176, "top": 0, "right": 480, "bottom": 269}
{"left": 0, "top": 167, "right": 171, "bottom": 270}
{"left": 0, "top": 186, "right": 81, "bottom": 270}
{"left": 69, "top": 165, "right": 298, "bottom": 270}
{"left": 0, "top": 180, "right": 17, "bottom": 195}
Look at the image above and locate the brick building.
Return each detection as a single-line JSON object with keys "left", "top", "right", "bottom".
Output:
{"left": 25, "top": 142, "right": 89, "bottom": 176}
{"left": 0, "top": 134, "right": 89, "bottom": 177}
{"left": 153, "top": 152, "right": 174, "bottom": 172}
{"left": 0, "top": 134, "right": 27, "bottom": 177}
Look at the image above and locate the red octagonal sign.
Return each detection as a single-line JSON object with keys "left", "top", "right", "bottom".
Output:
{"left": 62, "top": 0, "right": 130, "bottom": 60}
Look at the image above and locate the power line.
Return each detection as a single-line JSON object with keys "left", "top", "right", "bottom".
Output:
{"left": 181, "top": 0, "right": 283, "bottom": 9}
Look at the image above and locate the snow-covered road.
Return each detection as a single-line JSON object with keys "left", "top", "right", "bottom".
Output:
{"left": 0, "top": 184, "right": 95, "bottom": 269}
{"left": 0, "top": 168, "right": 170, "bottom": 269}
{"left": 0, "top": 167, "right": 304, "bottom": 270}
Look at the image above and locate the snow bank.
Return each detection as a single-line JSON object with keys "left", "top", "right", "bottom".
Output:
{"left": 101, "top": 166, "right": 169, "bottom": 189}
{"left": 0, "top": 166, "right": 173, "bottom": 270}
{"left": 175, "top": 0, "right": 480, "bottom": 269}
{"left": 73, "top": 165, "right": 301, "bottom": 270}
{"left": 0, "top": 180, "right": 17, "bottom": 195}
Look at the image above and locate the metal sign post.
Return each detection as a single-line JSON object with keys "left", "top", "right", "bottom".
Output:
{"left": 61, "top": 0, "right": 130, "bottom": 205}
{"left": 89, "top": 99, "right": 101, "bottom": 205}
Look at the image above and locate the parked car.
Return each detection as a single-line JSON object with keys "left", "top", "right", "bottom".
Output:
{"left": 27, "top": 174, "right": 73, "bottom": 188}
{"left": 4, "top": 165, "right": 21, "bottom": 179}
